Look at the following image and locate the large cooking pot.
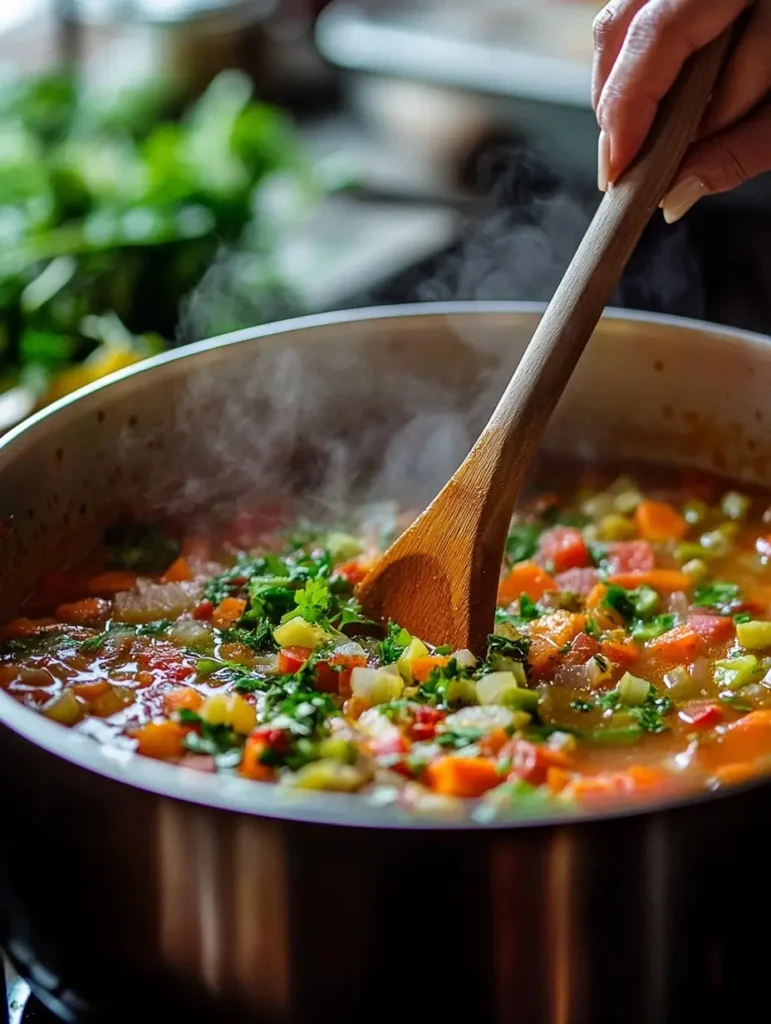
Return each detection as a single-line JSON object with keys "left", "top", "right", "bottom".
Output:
{"left": 1, "top": 303, "right": 771, "bottom": 1024}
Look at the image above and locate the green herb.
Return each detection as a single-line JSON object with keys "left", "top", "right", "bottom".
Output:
{"left": 218, "top": 620, "right": 277, "bottom": 653}
{"left": 570, "top": 699, "right": 594, "bottom": 713}
{"left": 630, "top": 613, "right": 675, "bottom": 642}
{"left": 418, "top": 658, "right": 474, "bottom": 707}
{"left": 604, "top": 584, "right": 659, "bottom": 623}
{"left": 435, "top": 725, "right": 484, "bottom": 750}
{"left": 505, "top": 523, "right": 541, "bottom": 564}
{"left": 3, "top": 630, "right": 81, "bottom": 658}
{"left": 434, "top": 644, "right": 452, "bottom": 656}
{"left": 693, "top": 580, "right": 742, "bottom": 615}
{"left": 584, "top": 617, "right": 601, "bottom": 639}
{"left": 484, "top": 633, "right": 531, "bottom": 673}
{"left": 597, "top": 686, "right": 674, "bottom": 733}
{"left": 378, "top": 621, "right": 412, "bottom": 665}
{"left": 733, "top": 612, "right": 752, "bottom": 625}
{"left": 77, "top": 618, "right": 171, "bottom": 654}
{"left": 196, "top": 657, "right": 268, "bottom": 692}
{"left": 518, "top": 595, "right": 541, "bottom": 621}
{"left": 103, "top": 521, "right": 180, "bottom": 574}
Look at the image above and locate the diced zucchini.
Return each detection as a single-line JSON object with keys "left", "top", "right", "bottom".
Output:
{"left": 326, "top": 532, "right": 363, "bottom": 564}
{"left": 273, "top": 616, "right": 331, "bottom": 649}
{"left": 287, "top": 759, "right": 366, "bottom": 792}
{"left": 397, "top": 636, "right": 429, "bottom": 681}
{"left": 443, "top": 704, "right": 514, "bottom": 732}
{"left": 475, "top": 671, "right": 537, "bottom": 710}
{"left": 597, "top": 514, "right": 636, "bottom": 541}
{"left": 43, "top": 689, "right": 85, "bottom": 727}
{"left": 617, "top": 672, "right": 651, "bottom": 706}
{"left": 736, "top": 620, "right": 771, "bottom": 651}
{"left": 350, "top": 667, "right": 404, "bottom": 705}
{"left": 721, "top": 491, "right": 751, "bottom": 521}
{"left": 714, "top": 655, "right": 764, "bottom": 691}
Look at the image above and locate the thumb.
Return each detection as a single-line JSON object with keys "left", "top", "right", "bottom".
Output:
{"left": 661, "top": 100, "right": 771, "bottom": 224}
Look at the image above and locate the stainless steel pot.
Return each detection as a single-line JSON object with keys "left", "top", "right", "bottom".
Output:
{"left": 1, "top": 303, "right": 771, "bottom": 1024}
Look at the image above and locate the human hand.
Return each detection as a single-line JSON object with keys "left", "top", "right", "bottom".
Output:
{"left": 592, "top": 0, "right": 771, "bottom": 222}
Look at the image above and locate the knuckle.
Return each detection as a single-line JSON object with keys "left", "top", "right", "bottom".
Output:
{"left": 593, "top": 5, "right": 619, "bottom": 49}
{"left": 716, "top": 145, "right": 752, "bottom": 189}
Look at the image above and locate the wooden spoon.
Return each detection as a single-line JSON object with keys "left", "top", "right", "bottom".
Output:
{"left": 356, "top": 30, "right": 733, "bottom": 655}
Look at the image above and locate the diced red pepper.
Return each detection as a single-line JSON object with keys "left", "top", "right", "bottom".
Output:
{"left": 554, "top": 567, "right": 600, "bottom": 596}
{"left": 408, "top": 705, "right": 446, "bottom": 742}
{"left": 678, "top": 702, "right": 726, "bottom": 729}
{"left": 502, "top": 738, "right": 574, "bottom": 787}
{"left": 193, "top": 599, "right": 214, "bottom": 621}
{"left": 250, "top": 726, "right": 291, "bottom": 756}
{"left": 539, "top": 527, "right": 590, "bottom": 573}
{"left": 334, "top": 559, "right": 370, "bottom": 587}
{"left": 687, "top": 614, "right": 734, "bottom": 646}
{"left": 605, "top": 540, "right": 655, "bottom": 574}
{"left": 278, "top": 646, "right": 312, "bottom": 675}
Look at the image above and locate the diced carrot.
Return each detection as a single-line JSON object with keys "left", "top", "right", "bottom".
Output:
{"left": 688, "top": 614, "right": 734, "bottom": 646}
{"left": 161, "top": 557, "right": 193, "bottom": 583}
{"left": 608, "top": 569, "right": 692, "bottom": 593}
{"left": 343, "top": 695, "right": 370, "bottom": 720}
{"left": 712, "top": 762, "right": 761, "bottom": 786}
{"left": 55, "top": 597, "right": 110, "bottom": 628}
{"left": 212, "top": 596, "right": 247, "bottom": 629}
{"left": 634, "top": 499, "right": 688, "bottom": 542}
{"left": 71, "top": 680, "right": 110, "bottom": 701}
{"left": 528, "top": 610, "right": 586, "bottom": 676}
{"left": 498, "top": 561, "right": 557, "bottom": 606}
{"left": 240, "top": 736, "right": 275, "bottom": 782}
{"left": 163, "top": 687, "right": 203, "bottom": 715}
{"left": 410, "top": 656, "right": 451, "bottom": 684}
{"left": 568, "top": 765, "right": 667, "bottom": 806}
{"left": 701, "top": 710, "right": 771, "bottom": 770}
{"left": 538, "top": 527, "right": 590, "bottom": 573}
{"left": 625, "top": 765, "right": 667, "bottom": 789}
{"left": 647, "top": 624, "right": 702, "bottom": 663}
{"left": 547, "top": 766, "right": 572, "bottom": 793}
{"left": 600, "top": 638, "right": 641, "bottom": 668}
{"left": 585, "top": 583, "right": 623, "bottom": 630}
{"left": 425, "top": 756, "right": 502, "bottom": 798}
{"left": 480, "top": 727, "right": 511, "bottom": 756}
{"left": 88, "top": 571, "right": 138, "bottom": 595}
{"left": 133, "top": 721, "right": 186, "bottom": 760}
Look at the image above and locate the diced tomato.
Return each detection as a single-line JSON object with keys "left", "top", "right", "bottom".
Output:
{"left": 554, "top": 567, "right": 599, "bottom": 595}
{"left": 687, "top": 614, "right": 734, "bottom": 646}
{"left": 250, "top": 726, "right": 291, "bottom": 756}
{"left": 193, "top": 599, "right": 214, "bottom": 621}
{"left": 136, "top": 643, "right": 195, "bottom": 683}
{"left": 678, "top": 702, "right": 726, "bottom": 729}
{"left": 278, "top": 646, "right": 312, "bottom": 675}
{"left": 315, "top": 654, "right": 368, "bottom": 696}
{"left": 502, "top": 738, "right": 574, "bottom": 786}
{"left": 334, "top": 559, "right": 370, "bottom": 586}
{"left": 605, "top": 540, "right": 655, "bottom": 574}
{"left": 561, "top": 631, "right": 601, "bottom": 666}
{"left": 408, "top": 705, "right": 446, "bottom": 742}
{"left": 538, "top": 527, "right": 590, "bottom": 573}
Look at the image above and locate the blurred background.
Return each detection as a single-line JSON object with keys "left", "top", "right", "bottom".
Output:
{"left": 2, "top": 0, "right": 771, "bottom": 438}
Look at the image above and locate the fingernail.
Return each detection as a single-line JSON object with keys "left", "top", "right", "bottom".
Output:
{"left": 661, "top": 176, "right": 707, "bottom": 225}
{"left": 597, "top": 131, "right": 610, "bottom": 192}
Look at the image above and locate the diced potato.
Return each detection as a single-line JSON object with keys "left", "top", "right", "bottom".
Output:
{"left": 451, "top": 649, "right": 477, "bottom": 669}
{"left": 287, "top": 759, "right": 366, "bottom": 792}
{"left": 273, "top": 616, "right": 331, "bottom": 649}
{"left": 198, "top": 693, "right": 256, "bottom": 734}
{"left": 229, "top": 694, "right": 257, "bottom": 735}
{"left": 443, "top": 705, "right": 514, "bottom": 732}
{"left": 43, "top": 689, "right": 85, "bottom": 726}
{"left": 445, "top": 676, "right": 477, "bottom": 705}
{"left": 736, "top": 620, "right": 771, "bottom": 651}
{"left": 90, "top": 684, "right": 135, "bottom": 718}
{"left": 350, "top": 667, "right": 404, "bottom": 705}
{"left": 168, "top": 619, "right": 214, "bottom": 652}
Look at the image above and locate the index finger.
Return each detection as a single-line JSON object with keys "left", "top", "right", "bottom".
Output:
{"left": 597, "top": 0, "right": 750, "bottom": 181}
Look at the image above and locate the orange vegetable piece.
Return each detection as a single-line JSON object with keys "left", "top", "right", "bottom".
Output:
{"left": 240, "top": 736, "right": 275, "bottom": 782}
{"left": 701, "top": 710, "right": 771, "bottom": 770}
{"left": 528, "top": 610, "right": 586, "bottom": 676}
{"left": 585, "top": 583, "right": 623, "bottom": 630}
{"left": 56, "top": 597, "right": 110, "bottom": 628}
{"left": 71, "top": 680, "right": 110, "bottom": 701}
{"left": 608, "top": 569, "right": 692, "bottom": 593}
{"left": 425, "top": 756, "right": 502, "bottom": 798}
{"left": 410, "top": 656, "right": 451, "bottom": 684}
{"left": 498, "top": 561, "right": 557, "bottom": 606}
{"left": 88, "top": 571, "right": 138, "bottom": 595}
{"left": 647, "top": 624, "right": 702, "bottom": 663}
{"left": 212, "top": 596, "right": 247, "bottom": 629}
{"left": 133, "top": 721, "right": 186, "bottom": 760}
{"left": 712, "top": 762, "right": 760, "bottom": 787}
{"left": 600, "top": 638, "right": 641, "bottom": 668}
{"left": 634, "top": 499, "right": 688, "bottom": 542}
{"left": 0, "top": 617, "right": 57, "bottom": 639}
{"left": 480, "top": 727, "right": 510, "bottom": 756}
{"left": 163, "top": 687, "right": 203, "bottom": 715}
{"left": 546, "top": 766, "right": 572, "bottom": 793}
{"left": 162, "top": 557, "right": 193, "bottom": 583}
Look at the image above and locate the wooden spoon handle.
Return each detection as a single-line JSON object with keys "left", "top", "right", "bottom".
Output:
{"left": 463, "top": 28, "right": 733, "bottom": 518}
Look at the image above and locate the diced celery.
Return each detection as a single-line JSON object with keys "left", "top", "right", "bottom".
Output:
{"left": 721, "top": 491, "right": 751, "bottom": 521}
{"left": 273, "top": 616, "right": 331, "bottom": 649}
{"left": 287, "top": 759, "right": 365, "bottom": 792}
{"left": 736, "top": 620, "right": 771, "bottom": 651}
{"left": 714, "top": 655, "right": 764, "bottom": 691}
{"left": 597, "top": 514, "right": 636, "bottom": 541}
{"left": 632, "top": 586, "right": 659, "bottom": 620}
{"left": 631, "top": 617, "right": 674, "bottom": 642}
{"left": 586, "top": 725, "right": 643, "bottom": 745}
{"left": 475, "top": 671, "right": 537, "bottom": 710}
{"left": 397, "top": 636, "right": 429, "bottom": 681}
{"left": 327, "top": 532, "right": 363, "bottom": 563}
{"left": 444, "top": 705, "right": 514, "bottom": 732}
{"left": 617, "top": 672, "right": 651, "bottom": 706}
{"left": 350, "top": 667, "right": 404, "bottom": 705}
{"left": 683, "top": 499, "right": 708, "bottom": 525}
{"left": 43, "top": 689, "right": 85, "bottom": 727}
{"left": 445, "top": 676, "right": 478, "bottom": 706}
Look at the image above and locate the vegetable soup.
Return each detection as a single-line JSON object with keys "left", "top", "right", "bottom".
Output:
{"left": 4, "top": 466, "right": 771, "bottom": 820}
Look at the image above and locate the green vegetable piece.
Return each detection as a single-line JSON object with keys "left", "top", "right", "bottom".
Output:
{"left": 505, "top": 523, "right": 541, "bottom": 564}
{"left": 586, "top": 725, "right": 643, "bottom": 745}
{"left": 326, "top": 532, "right": 362, "bottom": 564}
{"left": 714, "top": 654, "right": 764, "bottom": 691}
{"left": 617, "top": 672, "right": 652, "bottom": 707}
{"left": 630, "top": 614, "right": 675, "bottom": 642}
{"left": 693, "top": 580, "right": 741, "bottom": 614}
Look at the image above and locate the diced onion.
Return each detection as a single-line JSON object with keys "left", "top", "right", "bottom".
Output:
{"left": 443, "top": 704, "right": 514, "bottom": 732}
{"left": 451, "top": 648, "right": 477, "bottom": 669}
{"left": 350, "top": 667, "right": 404, "bottom": 705}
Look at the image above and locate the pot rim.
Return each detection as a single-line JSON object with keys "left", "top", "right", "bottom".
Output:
{"left": 2, "top": 300, "right": 771, "bottom": 831}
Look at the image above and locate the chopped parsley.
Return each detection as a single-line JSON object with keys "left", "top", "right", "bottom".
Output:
{"left": 598, "top": 686, "right": 674, "bottom": 733}
{"left": 505, "top": 522, "right": 541, "bottom": 565}
{"left": 604, "top": 584, "right": 659, "bottom": 623}
{"left": 694, "top": 581, "right": 742, "bottom": 615}
{"left": 435, "top": 725, "right": 484, "bottom": 749}
{"left": 378, "top": 621, "right": 412, "bottom": 665}
{"left": 80, "top": 619, "right": 171, "bottom": 653}
{"left": 484, "top": 633, "right": 531, "bottom": 674}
